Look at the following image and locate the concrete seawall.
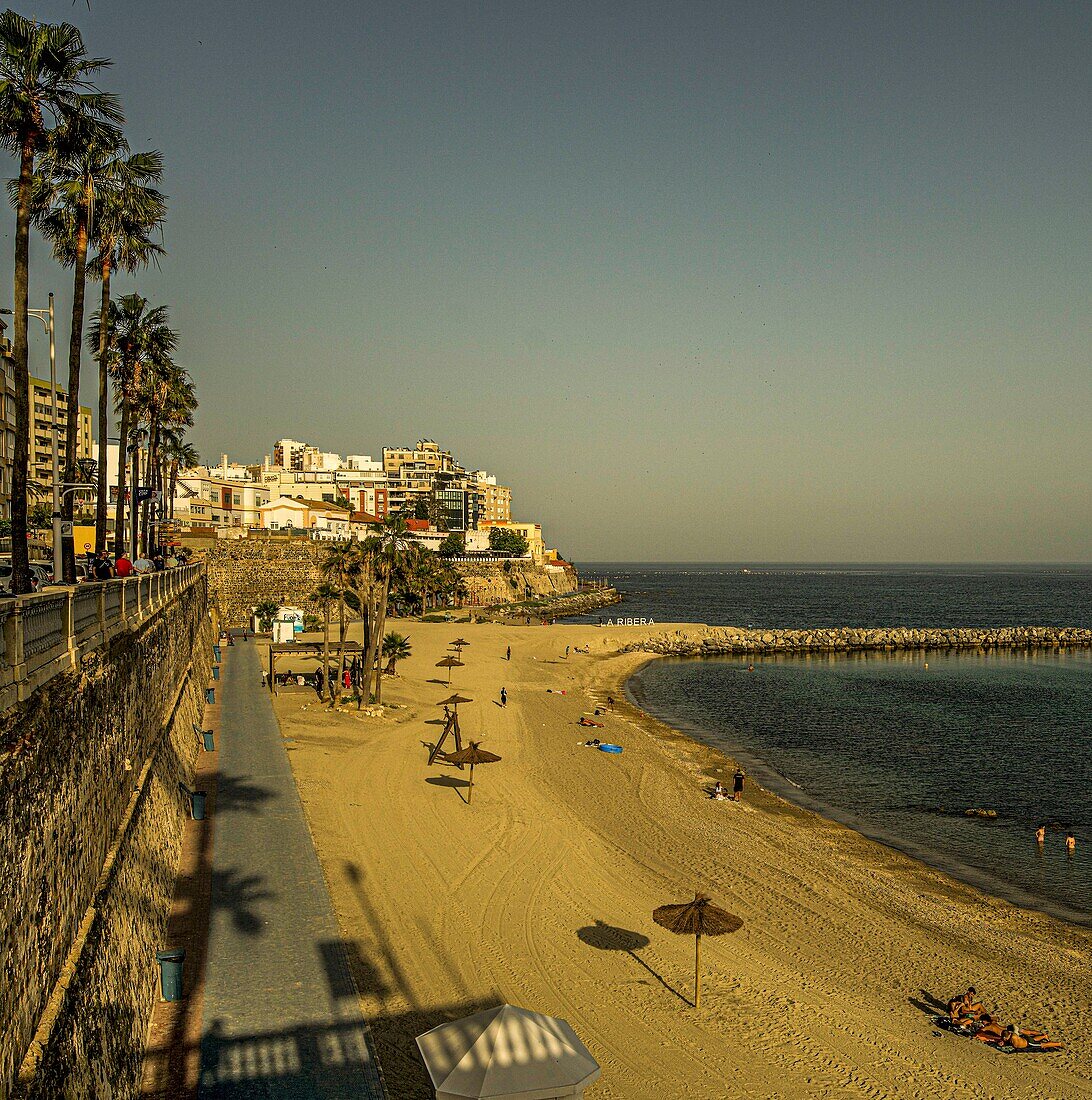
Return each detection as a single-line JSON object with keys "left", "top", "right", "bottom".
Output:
{"left": 616, "top": 624, "right": 1092, "bottom": 657}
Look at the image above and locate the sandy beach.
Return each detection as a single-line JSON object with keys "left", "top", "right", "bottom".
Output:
{"left": 266, "top": 620, "right": 1092, "bottom": 1099}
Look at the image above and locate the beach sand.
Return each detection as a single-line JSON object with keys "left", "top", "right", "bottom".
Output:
{"left": 266, "top": 621, "right": 1092, "bottom": 1099}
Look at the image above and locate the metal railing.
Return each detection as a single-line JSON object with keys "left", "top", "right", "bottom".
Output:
{"left": 0, "top": 564, "right": 205, "bottom": 705}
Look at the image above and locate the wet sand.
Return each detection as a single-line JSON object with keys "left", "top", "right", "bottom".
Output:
{"left": 267, "top": 620, "right": 1092, "bottom": 1099}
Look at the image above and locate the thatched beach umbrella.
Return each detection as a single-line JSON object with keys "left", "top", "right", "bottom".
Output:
{"left": 450, "top": 637, "right": 470, "bottom": 650}
{"left": 437, "top": 693, "right": 472, "bottom": 714}
{"left": 442, "top": 740, "right": 500, "bottom": 803}
{"left": 435, "top": 655, "right": 464, "bottom": 683}
{"left": 652, "top": 892, "right": 743, "bottom": 1007}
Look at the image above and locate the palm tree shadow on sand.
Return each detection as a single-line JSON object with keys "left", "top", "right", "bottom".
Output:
{"left": 576, "top": 920, "right": 689, "bottom": 1005}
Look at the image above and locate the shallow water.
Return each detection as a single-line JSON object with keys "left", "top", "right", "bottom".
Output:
{"left": 629, "top": 648, "right": 1092, "bottom": 923}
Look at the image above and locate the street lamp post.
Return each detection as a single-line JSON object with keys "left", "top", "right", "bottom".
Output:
{"left": 2, "top": 295, "right": 59, "bottom": 582}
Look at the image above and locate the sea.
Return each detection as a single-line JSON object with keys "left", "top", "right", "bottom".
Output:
{"left": 569, "top": 564, "right": 1092, "bottom": 924}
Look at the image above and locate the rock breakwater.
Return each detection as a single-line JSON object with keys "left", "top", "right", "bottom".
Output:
{"left": 618, "top": 624, "right": 1092, "bottom": 656}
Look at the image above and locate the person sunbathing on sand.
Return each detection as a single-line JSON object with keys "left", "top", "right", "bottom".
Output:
{"left": 947, "top": 987, "right": 983, "bottom": 1022}
{"left": 579, "top": 717, "right": 604, "bottom": 728}
{"left": 973, "top": 1014, "right": 1004, "bottom": 1040}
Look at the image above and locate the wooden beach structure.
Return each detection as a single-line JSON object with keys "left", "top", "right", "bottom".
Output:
{"left": 267, "top": 641, "right": 364, "bottom": 694}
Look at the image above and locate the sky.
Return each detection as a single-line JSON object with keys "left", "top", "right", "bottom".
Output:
{"left": 10, "top": 1, "right": 1091, "bottom": 562}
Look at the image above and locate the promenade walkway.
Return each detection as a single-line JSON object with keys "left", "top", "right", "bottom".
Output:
{"left": 197, "top": 641, "right": 385, "bottom": 1099}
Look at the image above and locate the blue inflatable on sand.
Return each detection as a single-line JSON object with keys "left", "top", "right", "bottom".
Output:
{"left": 598, "top": 743, "right": 623, "bottom": 754}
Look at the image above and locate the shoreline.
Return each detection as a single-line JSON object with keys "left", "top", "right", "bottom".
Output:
{"left": 272, "top": 620, "right": 1092, "bottom": 1099}
{"left": 618, "top": 652, "right": 1091, "bottom": 930}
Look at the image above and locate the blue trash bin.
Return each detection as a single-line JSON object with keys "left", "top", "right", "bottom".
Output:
{"left": 213, "top": 645, "right": 222, "bottom": 662}
{"left": 212, "top": 664, "right": 220, "bottom": 681}
{"left": 156, "top": 948, "right": 185, "bottom": 1001}
{"left": 205, "top": 687, "right": 215, "bottom": 705}
{"left": 191, "top": 790, "right": 207, "bottom": 820}
{"left": 202, "top": 730, "right": 215, "bottom": 752}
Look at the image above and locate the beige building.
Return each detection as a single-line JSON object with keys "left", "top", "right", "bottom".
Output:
{"left": 472, "top": 474, "right": 512, "bottom": 524}
{"left": 257, "top": 495, "right": 351, "bottom": 536}
{"left": 29, "top": 375, "right": 92, "bottom": 499}
{"left": 481, "top": 520, "right": 545, "bottom": 562}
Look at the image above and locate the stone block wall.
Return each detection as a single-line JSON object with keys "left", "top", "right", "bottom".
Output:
{"left": 0, "top": 577, "right": 213, "bottom": 1100}
{"left": 203, "top": 536, "right": 322, "bottom": 627}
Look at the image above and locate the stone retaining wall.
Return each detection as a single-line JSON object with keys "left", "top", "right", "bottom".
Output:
{"left": 202, "top": 537, "right": 580, "bottom": 626}
{"left": 488, "top": 587, "right": 622, "bottom": 621}
{"left": 0, "top": 578, "right": 213, "bottom": 1100}
{"left": 618, "top": 624, "right": 1092, "bottom": 656}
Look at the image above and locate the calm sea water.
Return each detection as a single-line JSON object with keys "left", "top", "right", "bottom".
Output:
{"left": 573, "top": 565, "right": 1092, "bottom": 922}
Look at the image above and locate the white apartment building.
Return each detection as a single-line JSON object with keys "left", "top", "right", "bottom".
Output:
{"left": 272, "top": 438, "right": 307, "bottom": 470}
{"left": 174, "top": 472, "right": 271, "bottom": 527}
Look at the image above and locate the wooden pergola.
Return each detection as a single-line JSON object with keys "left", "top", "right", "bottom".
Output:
{"left": 267, "top": 641, "right": 364, "bottom": 694}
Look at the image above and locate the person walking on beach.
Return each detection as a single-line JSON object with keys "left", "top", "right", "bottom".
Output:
{"left": 500, "top": 687, "right": 507, "bottom": 707}
{"left": 606, "top": 695, "right": 614, "bottom": 712}
{"left": 565, "top": 645, "right": 570, "bottom": 659}
{"left": 733, "top": 767, "right": 746, "bottom": 802}
{"left": 506, "top": 645, "right": 511, "bottom": 661}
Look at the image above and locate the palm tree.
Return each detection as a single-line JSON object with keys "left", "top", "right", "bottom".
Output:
{"left": 87, "top": 156, "right": 165, "bottom": 552}
{"left": 137, "top": 358, "right": 194, "bottom": 552}
{"left": 87, "top": 294, "right": 176, "bottom": 556}
{"left": 0, "top": 12, "right": 122, "bottom": 592}
{"left": 361, "top": 513, "right": 411, "bottom": 704}
{"left": 159, "top": 430, "right": 197, "bottom": 521}
{"left": 22, "top": 113, "right": 125, "bottom": 580}
{"left": 381, "top": 631, "right": 412, "bottom": 675}
{"left": 320, "top": 540, "right": 362, "bottom": 702}
{"left": 253, "top": 598, "right": 279, "bottom": 632}
{"left": 311, "top": 582, "right": 339, "bottom": 702}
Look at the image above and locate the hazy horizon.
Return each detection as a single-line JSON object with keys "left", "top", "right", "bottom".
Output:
{"left": 11, "top": 2, "right": 1091, "bottom": 562}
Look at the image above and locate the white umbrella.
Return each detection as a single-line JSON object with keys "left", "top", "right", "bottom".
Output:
{"left": 416, "top": 1004, "right": 601, "bottom": 1099}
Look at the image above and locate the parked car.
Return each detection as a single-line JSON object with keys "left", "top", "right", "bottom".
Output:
{"left": 0, "top": 560, "right": 53, "bottom": 594}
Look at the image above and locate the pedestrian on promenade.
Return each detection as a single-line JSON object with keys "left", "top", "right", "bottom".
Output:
{"left": 500, "top": 687, "right": 507, "bottom": 707}
{"left": 733, "top": 767, "right": 746, "bottom": 802}
{"left": 261, "top": 670, "right": 267, "bottom": 688}
{"left": 506, "top": 645, "right": 511, "bottom": 661}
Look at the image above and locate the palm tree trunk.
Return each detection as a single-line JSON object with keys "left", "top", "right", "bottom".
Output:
{"left": 372, "top": 577, "right": 391, "bottom": 705}
{"left": 168, "top": 458, "right": 178, "bottom": 520}
{"left": 60, "top": 188, "right": 91, "bottom": 583}
{"left": 143, "top": 416, "right": 159, "bottom": 553}
{"left": 320, "top": 609, "right": 330, "bottom": 701}
{"left": 94, "top": 258, "right": 112, "bottom": 555}
{"left": 333, "top": 593, "right": 346, "bottom": 703}
{"left": 130, "top": 441, "right": 140, "bottom": 558}
{"left": 112, "top": 394, "right": 130, "bottom": 558}
{"left": 360, "top": 589, "right": 373, "bottom": 708}
{"left": 10, "top": 132, "right": 36, "bottom": 595}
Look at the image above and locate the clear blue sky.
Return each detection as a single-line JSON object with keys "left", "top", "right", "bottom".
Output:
{"left": 10, "top": 1, "right": 1091, "bottom": 561}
